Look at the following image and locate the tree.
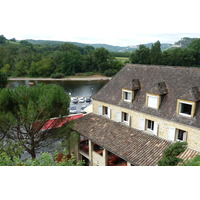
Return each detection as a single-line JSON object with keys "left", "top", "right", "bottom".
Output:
{"left": 0, "top": 71, "right": 8, "bottom": 89}
{"left": 150, "top": 41, "right": 162, "bottom": 65}
{"left": 0, "top": 84, "right": 71, "bottom": 158}
{"left": 0, "top": 35, "right": 7, "bottom": 44}
{"left": 93, "top": 48, "right": 111, "bottom": 72}
{"left": 130, "top": 45, "right": 150, "bottom": 64}
{"left": 158, "top": 142, "right": 187, "bottom": 166}
{"left": 188, "top": 38, "right": 200, "bottom": 66}
{"left": 0, "top": 146, "right": 84, "bottom": 166}
{"left": 183, "top": 155, "right": 200, "bottom": 166}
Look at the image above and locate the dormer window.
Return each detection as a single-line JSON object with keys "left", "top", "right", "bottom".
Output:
{"left": 176, "top": 100, "right": 196, "bottom": 118}
{"left": 146, "top": 93, "right": 160, "bottom": 109}
{"left": 146, "top": 82, "right": 168, "bottom": 109}
{"left": 176, "top": 87, "right": 200, "bottom": 118}
{"left": 122, "top": 79, "right": 141, "bottom": 103}
{"left": 122, "top": 89, "right": 133, "bottom": 102}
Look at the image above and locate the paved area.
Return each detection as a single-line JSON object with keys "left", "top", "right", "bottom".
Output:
{"left": 69, "top": 97, "right": 92, "bottom": 114}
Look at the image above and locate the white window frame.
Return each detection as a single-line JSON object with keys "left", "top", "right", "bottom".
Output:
{"left": 146, "top": 94, "right": 159, "bottom": 109}
{"left": 175, "top": 129, "right": 187, "bottom": 142}
{"left": 146, "top": 119, "right": 154, "bottom": 132}
{"left": 99, "top": 106, "right": 111, "bottom": 119}
{"left": 122, "top": 89, "right": 132, "bottom": 102}
{"left": 121, "top": 112, "right": 131, "bottom": 126}
{"left": 178, "top": 101, "right": 193, "bottom": 117}
{"left": 168, "top": 127, "right": 187, "bottom": 142}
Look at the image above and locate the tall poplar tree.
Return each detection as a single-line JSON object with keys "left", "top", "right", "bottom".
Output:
{"left": 150, "top": 41, "right": 162, "bottom": 65}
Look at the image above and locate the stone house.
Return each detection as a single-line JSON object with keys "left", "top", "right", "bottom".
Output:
{"left": 72, "top": 64, "right": 200, "bottom": 166}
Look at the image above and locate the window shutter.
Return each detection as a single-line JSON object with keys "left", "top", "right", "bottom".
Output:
{"left": 116, "top": 111, "right": 122, "bottom": 122}
{"left": 98, "top": 105, "right": 102, "bottom": 115}
{"left": 148, "top": 96, "right": 158, "bottom": 108}
{"left": 127, "top": 114, "right": 131, "bottom": 126}
{"left": 153, "top": 122, "right": 158, "bottom": 136}
{"left": 168, "top": 127, "right": 176, "bottom": 141}
{"left": 139, "top": 118, "right": 145, "bottom": 130}
{"left": 108, "top": 107, "right": 111, "bottom": 119}
{"left": 183, "top": 132, "right": 188, "bottom": 142}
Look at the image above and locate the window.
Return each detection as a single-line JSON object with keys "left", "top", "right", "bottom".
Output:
{"left": 146, "top": 94, "right": 159, "bottom": 109}
{"left": 146, "top": 120, "right": 154, "bottom": 131}
{"left": 168, "top": 127, "right": 187, "bottom": 142}
{"left": 179, "top": 102, "right": 192, "bottom": 116}
{"left": 116, "top": 111, "right": 130, "bottom": 126}
{"left": 177, "top": 100, "right": 196, "bottom": 117}
{"left": 103, "top": 106, "right": 108, "bottom": 115}
{"left": 122, "top": 89, "right": 132, "bottom": 102}
{"left": 124, "top": 91, "right": 131, "bottom": 101}
{"left": 140, "top": 119, "right": 158, "bottom": 136}
{"left": 98, "top": 105, "right": 111, "bottom": 118}
{"left": 176, "top": 129, "right": 187, "bottom": 142}
{"left": 123, "top": 112, "right": 129, "bottom": 122}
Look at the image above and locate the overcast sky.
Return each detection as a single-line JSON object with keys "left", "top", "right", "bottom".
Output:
{"left": 1, "top": 0, "right": 200, "bottom": 46}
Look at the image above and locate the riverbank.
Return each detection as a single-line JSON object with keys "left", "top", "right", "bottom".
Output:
{"left": 8, "top": 75, "right": 112, "bottom": 81}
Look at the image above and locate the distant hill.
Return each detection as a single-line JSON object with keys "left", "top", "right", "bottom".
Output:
{"left": 25, "top": 39, "right": 173, "bottom": 52}
{"left": 173, "top": 37, "right": 198, "bottom": 48}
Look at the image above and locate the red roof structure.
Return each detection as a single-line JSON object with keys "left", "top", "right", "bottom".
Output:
{"left": 41, "top": 114, "right": 83, "bottom": 131}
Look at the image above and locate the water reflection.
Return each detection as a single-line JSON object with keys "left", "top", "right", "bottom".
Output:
{"left": 8, "top": 80, "right": 108, "bottom": 97}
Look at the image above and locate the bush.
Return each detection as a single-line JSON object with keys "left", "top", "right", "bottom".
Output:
{"left": 103, "top": 69, "right": 118, "bottom": 77}
{"left": 51, "top": 73, "right": 65, "bottom": 79}
{"left": 0, "top": 71, "right": 8, "bottom": 89}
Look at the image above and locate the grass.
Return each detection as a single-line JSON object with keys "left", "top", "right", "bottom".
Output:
{"left": 115, "top": 57, "right": 129, "bottom": 63}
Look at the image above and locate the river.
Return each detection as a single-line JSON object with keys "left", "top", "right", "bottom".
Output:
{"left": 7, "top": 79, "right": 108, "bottom": 97}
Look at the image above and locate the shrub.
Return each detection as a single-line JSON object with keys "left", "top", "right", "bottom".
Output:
{"left": 51, "top": 73, "right": 65, "bottom": 79}
{"left": 103, "top": 69, "right": 118, "bottom": 77}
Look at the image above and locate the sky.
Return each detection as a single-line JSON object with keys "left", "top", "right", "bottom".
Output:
{"left": 1, "top": 0, "right": 200, "bottom": 46}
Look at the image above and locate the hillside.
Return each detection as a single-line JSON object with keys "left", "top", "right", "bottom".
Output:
{"left": 174, "top": 37, "right": 198, "bottom": 48}
{"left": 25, "top": 39, "right": 172, "bottom": 52}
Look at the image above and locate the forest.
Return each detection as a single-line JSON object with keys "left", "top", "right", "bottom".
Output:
{"left": 1, "top": 35, "right": 200, "bottom": 79}
{"left": 130, "top": 39, "right": 200, "bottom": 67}
{"left": 0, "top": 35, "right": 124, "bottom": 78}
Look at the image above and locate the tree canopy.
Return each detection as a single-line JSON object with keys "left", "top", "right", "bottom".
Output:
{"left": 157, "top": 142, "right": 187, "bottom": 166}
{"left": 0, "top": 71, "right": 8, "bottom": 89}
{"left": 0, "top": 83, "right": 71, "bottom": 158}
{"left": 130, "top": 39, "right": 200, "bottom": 67}
{"left": 0, "top": 35, "right": 124, "bottom": 77}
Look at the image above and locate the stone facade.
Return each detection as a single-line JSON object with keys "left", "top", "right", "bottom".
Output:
{"left": 93, "top": 99, "right": 200, "bottom": 152}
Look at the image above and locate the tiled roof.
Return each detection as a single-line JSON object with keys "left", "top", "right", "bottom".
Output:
{"left": 178, "top": 86, "right": 200, "bottom": 102}
{"left": 148, "top": 82, "right": 168, "bottom": 95}
{"left": 92, "top": 64, "right": 200, "bottom": 128}
{"left": 123, "top": 79, "right": 141, "bottom": 91}
{"left": 72, "top": 113, "right": 199, "bottom": 166}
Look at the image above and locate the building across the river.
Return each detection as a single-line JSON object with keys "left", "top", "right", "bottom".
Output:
{"left": 72, "top": 64, "right": 200, "bottom": 166}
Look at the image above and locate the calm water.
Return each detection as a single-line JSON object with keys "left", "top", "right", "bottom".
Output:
{"left": 8, "top": 80, "right": 108, "bottom": 97}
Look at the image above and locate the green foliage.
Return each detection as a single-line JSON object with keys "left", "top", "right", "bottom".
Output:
{"left": 0, "top": 84, "right": 71, "bottom": 158}
{"left": 150, "top": 41, "right": 162, "bottom": 65}
{"left": 130, "top": 45, "right": 150, "bottom": 64}
{"left": 158, "top": 142, "right": 187, "bottom": 166}
{"left": 103, "top": 69, "right": 118, "bottom": 77}
{"left": 0, "top": 35, "right": 7, "bottom": 44}
{"left": 0, "top": 71, "right": 8, "bottom": 89}
{"left": 51, "top": 73, "right": 65, "bottom": 78}
{"left": 0, "top": 141, "right": 23, "bottom": 166}
{"left": 0, "top": 146, "right": 84, "bottom": 166}
{"left": 174, "top": 37, "right": 198, "bottom": 48}
{"left": 183, "top": 155, "right": 200, "bottom": 166}
{"left": 129, "top": 39, "right": 200, "bottom": 67}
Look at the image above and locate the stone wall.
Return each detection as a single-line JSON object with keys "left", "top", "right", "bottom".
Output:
{"left": 93, "top": 100, "right": 200, "bottom": 151}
